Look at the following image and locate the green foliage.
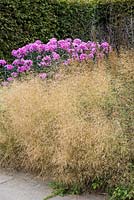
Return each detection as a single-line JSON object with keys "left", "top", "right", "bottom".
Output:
{"left": 0, "top": 0, "right": 134, "bottom": 60}
{"left": 91, "top": 178, "right": 104, "bottom": 190}
{"left": 110, "top": 186, "right": 134, "bottom": 200}
{"left": 49, "top": 181, "right": 81, "bottom": 195}
{"left": 44, "top": 181, "right": 81, "bottom": 200}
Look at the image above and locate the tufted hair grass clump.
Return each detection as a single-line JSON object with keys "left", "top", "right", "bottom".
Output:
{"left": 0, "top": 51, "right": 134, "bottom": 192}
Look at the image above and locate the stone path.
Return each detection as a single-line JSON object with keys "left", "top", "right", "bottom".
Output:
{"left": 0, "top": 170, "right": 107, "bottom": 200}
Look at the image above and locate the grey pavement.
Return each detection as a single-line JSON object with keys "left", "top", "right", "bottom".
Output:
{"left": 0, "top": 170, "right": 107, "bottom": 200}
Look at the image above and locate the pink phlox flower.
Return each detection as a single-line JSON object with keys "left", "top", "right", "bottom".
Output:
{"left": 37, "top": 44, "right": 46, "bottom": 52}
{"left": 88, "top": 53, "right": 94, "bottom": 59}
{"left": 72, "top": 53, "right": 79, "bottom": 61}
{"left": 12, "top": 59, "right": 25, "bottom": 66}
{"left": 7, "top": 77, "right": 14, "bottom": 82}
{"left": 25, "top": 65, "right": 31, "bottom": 71}
{"left": 97, "top": 43, "right": 101, "bottom": 49}
{"left": 11, "top": 72, "right": 18, "bottom": 77}
{"left": 12, "top": 48, "right": 26, "bottom": 59}
{"left": 11, "top": 50, "right": 18, "bottom": 58}
{"left": 49, "top": 44, "right": 57, "bottom": 52}
{"left": 28, "top": 43, "right": 38, "bottom": 53}
{"left": 40, "top": 61, "right": 50, "bottom": 67}
{"left": 1, "top": 81, "right": 9, "bottom": 86}
{"left": 37, "top": 55, "right": 42, "bottom": 60}
{"left": 73, "top": 39, "right": 81, "bottom": 45}
{"left": 67, "top": 48, "right": 75, "bottom": 54}
{"left": 0, "top": 59, "right": 7, "bottom": 66}
{"left": 44, "top": 44, "right": 57, "bottom": 52}
{"left": 80, "top": 53, "right": 88, "bottom": 61}
{"left": 91, "top": 48, "right": 97, "bottom": 54}
{"left": 86, "top": 41, "right": 92, "bottom": 48}
{"left": 65, "top": 38, "right": 72, "bottom": 43}
{"left": 17, "top": 66, "right": 27, "bottom": 73}
{"left": 79, "top": 42, "right": 88, "bottom": 51}
{"left": 24, "top": 60, "right": 33, "bottom": 67}
{"left": 101, "top": 42, "right": 111, "bottom": 53}
{"left": 90, "top": 42, "right": 97, "bottom": 49}
{"left": 12, "top": 59, "right": 21, "bottom": 66}
{"left": 6, "top": 64, "right": 14, "bottom": 70}
{"left": 72, "top": 42, "right": 79, "bottom": 48}
{"left": 58, "top": 40, "right": 70, "bottom": 50}
{"left": 19, "top": 47, "right": 27, "bottom": 56}
{"left": 63, "top": 59, "right": 71, "bottom": 65}
{"left": 44, "top": 44, "right": 50, "bottom": 52}
{"left": 42, "top": 55, "right": 51, "bottom": 62}
{"left": 52, "top": 52, "right": 60, "bottom": 60}
{"left": 35, "top": 40, "right": 42, "bottom": 44}
{"left": 39, "top": 73, "right": 47, "bottom": 80}
{"left": 49, "top": 38, "right": 57, "bottom": 45}
{"left": 101, "top": 42, "right": 109, "bottom": 48}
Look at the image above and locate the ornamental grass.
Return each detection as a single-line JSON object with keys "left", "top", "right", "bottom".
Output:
{"left": 0, "top": 51, "right": 133, "bottom": 190}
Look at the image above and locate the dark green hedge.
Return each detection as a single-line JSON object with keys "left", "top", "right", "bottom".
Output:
{"left": 0, "top": 0, "right": 134, "bottom": 60}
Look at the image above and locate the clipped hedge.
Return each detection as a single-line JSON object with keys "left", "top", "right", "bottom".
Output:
{"left": 0, "top": 0, "right": 134, "bottom": 60}
{"left": 0, "top": 0, "right": 58, "bottom": 60}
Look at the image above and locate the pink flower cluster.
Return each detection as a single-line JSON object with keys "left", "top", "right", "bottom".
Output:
{"left": 11, "top": 38, "right": 111, "bottom": 62}
{"left": 0, "top": 38, "right": 111, "bottom": 85}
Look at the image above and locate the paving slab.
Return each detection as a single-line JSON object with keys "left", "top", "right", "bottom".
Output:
{"left": 0, "top": 170, "right": 107, "bottom": 200}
